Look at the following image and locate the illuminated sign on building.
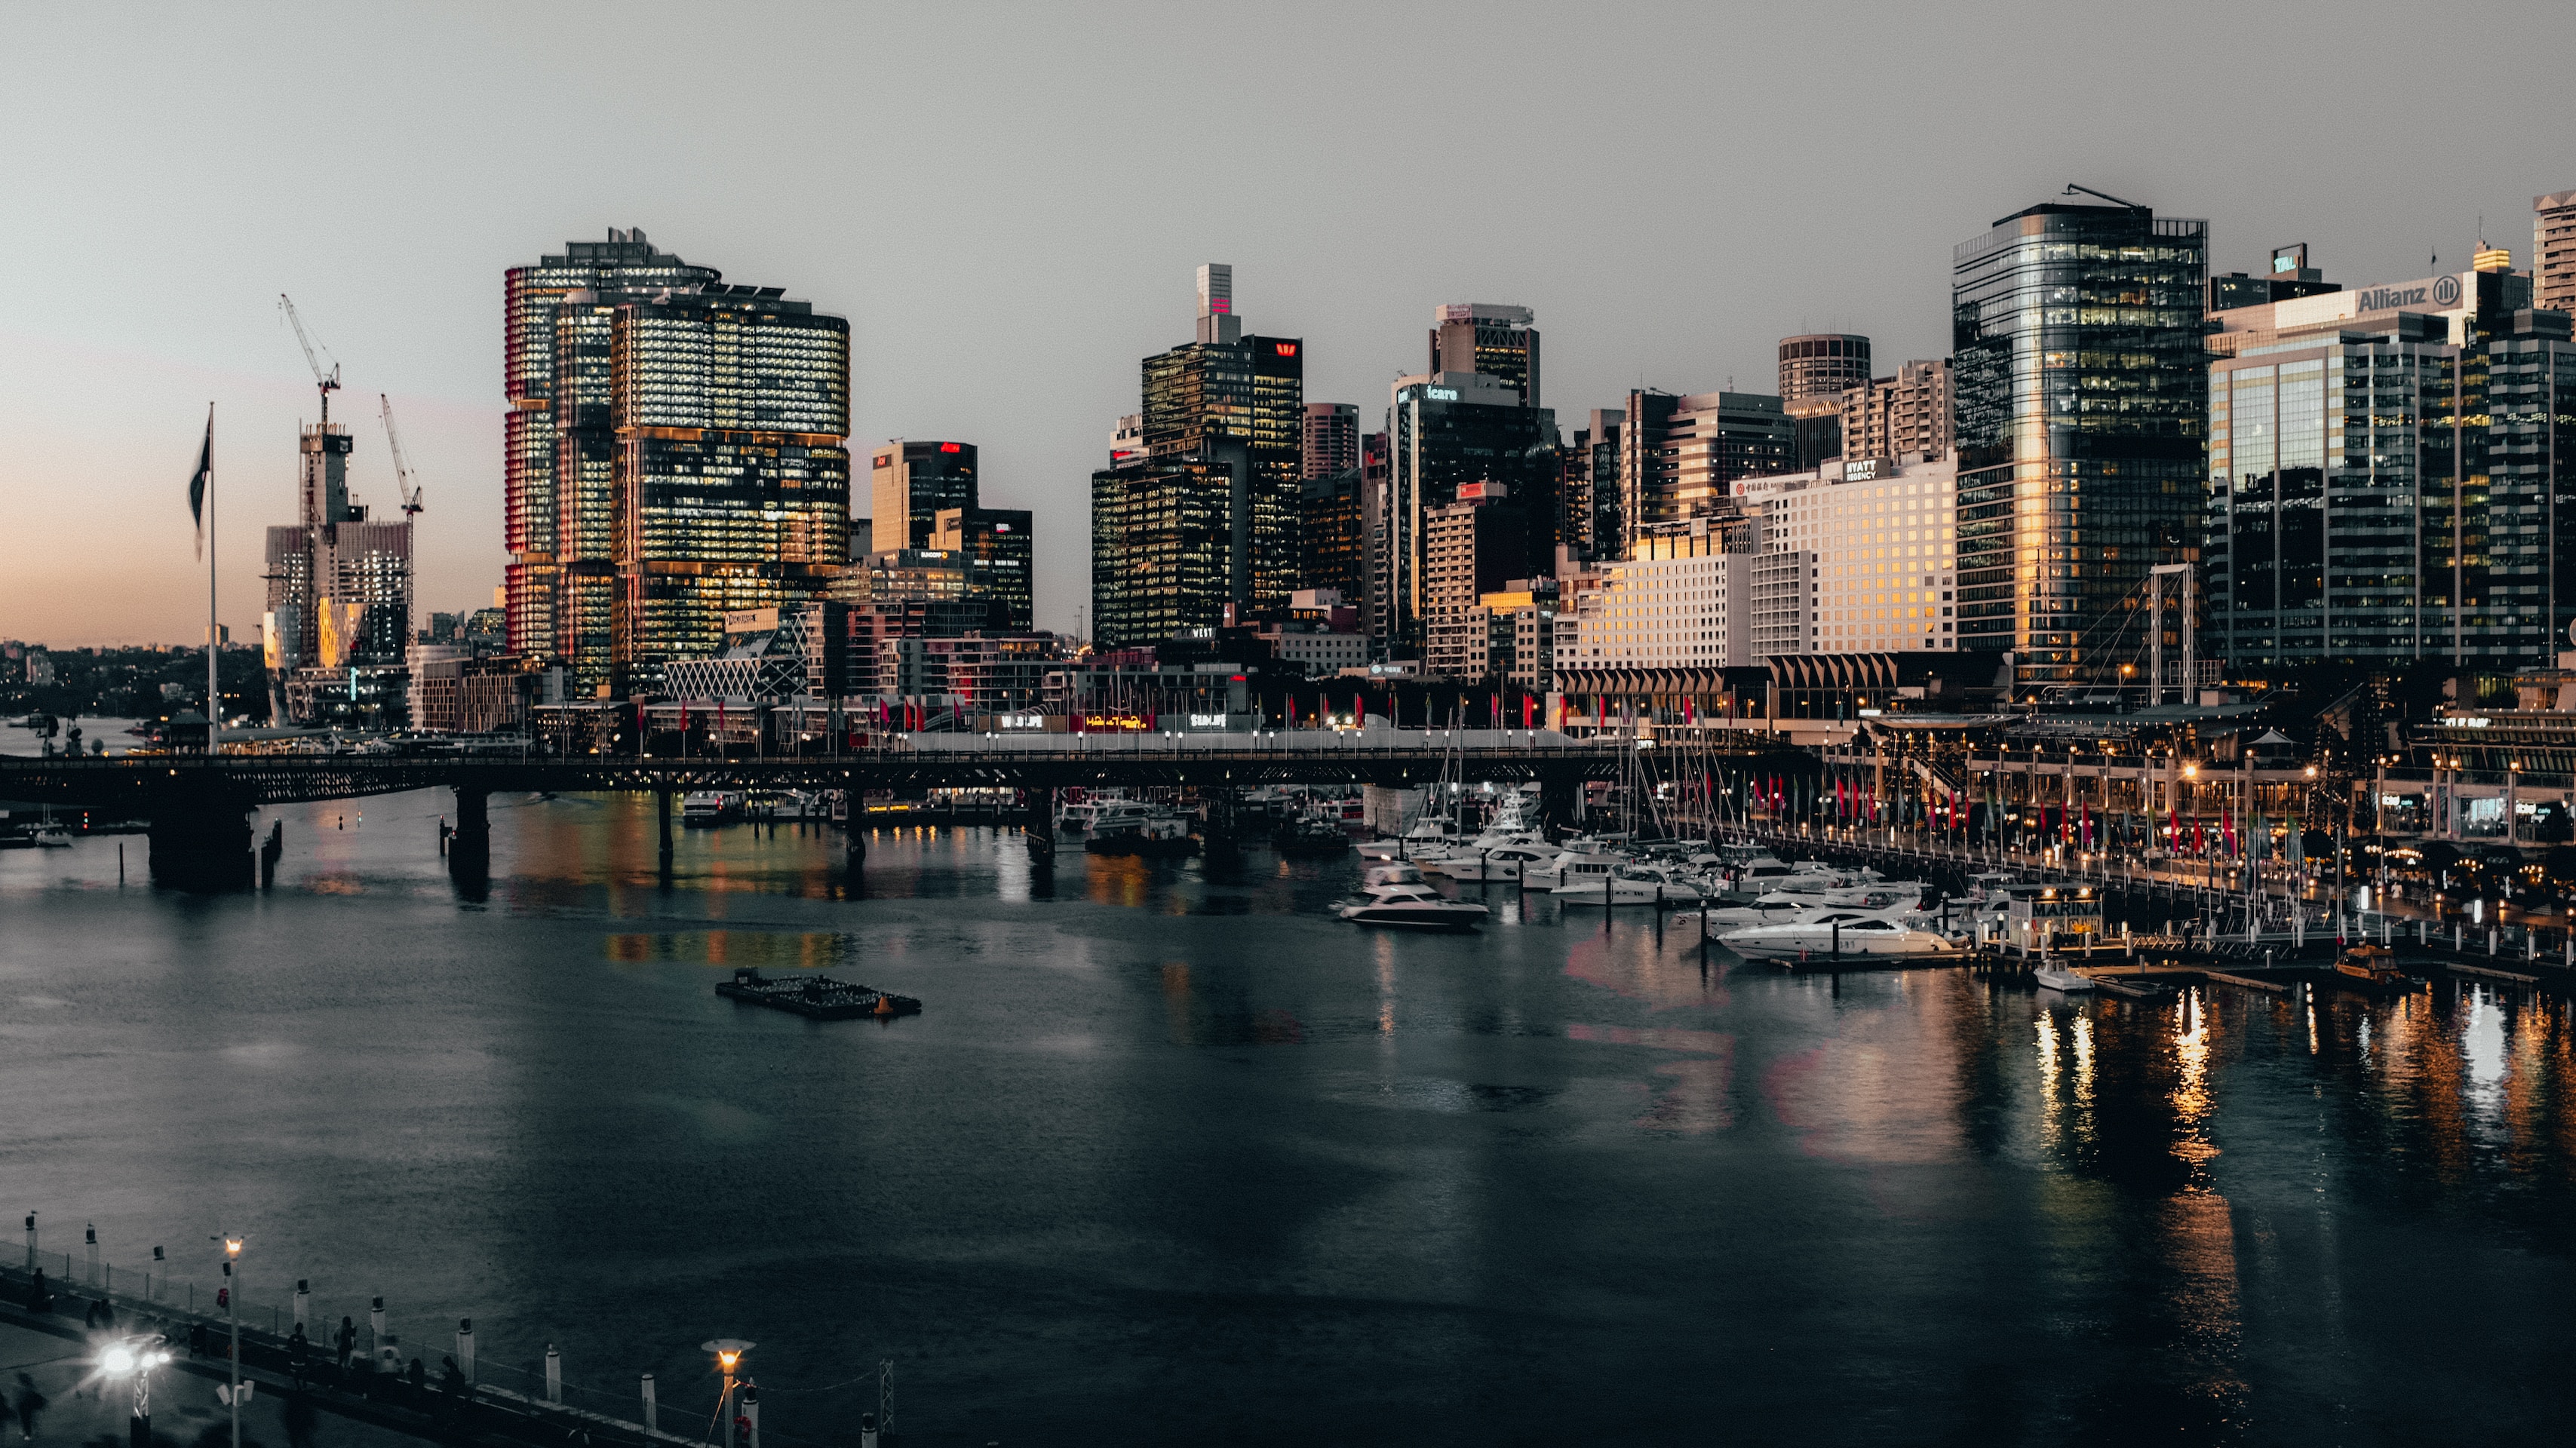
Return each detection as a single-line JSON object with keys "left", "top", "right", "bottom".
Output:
{"left": 1425, "top": 388, "right": 1458, "bottom": 401}
{"left": 1076, "top": 712, "right": 1153, "bottom": 732}
{"left": 1275, "top": 342, "right": 1297, "bottom": 357}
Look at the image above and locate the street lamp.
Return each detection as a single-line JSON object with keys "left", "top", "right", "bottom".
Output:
{"left": 216, "top": 1234, "right": 243, "bottom": 1448}
{"left": 704, "top": 1339, "right": 755, "bottom": 1448}
{"left": 100, "top": 1333, "right": 174, "bottom": 1448}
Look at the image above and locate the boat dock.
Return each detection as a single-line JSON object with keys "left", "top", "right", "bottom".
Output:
{"left": 714, "top": 967, "right": 922, "bottom": 1020}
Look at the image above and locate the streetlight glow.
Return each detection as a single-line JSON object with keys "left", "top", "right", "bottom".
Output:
{"left": 103, "top": 1345, "right": 137, "bottom": 1375}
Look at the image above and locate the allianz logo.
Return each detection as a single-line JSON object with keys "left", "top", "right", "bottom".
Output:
{"left": 2353, "top": 275, "right": 2463, "bottom": 311}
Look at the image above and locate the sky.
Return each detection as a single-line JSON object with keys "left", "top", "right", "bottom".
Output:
{"left": 4, "top": 0, "right": 2573, "bottom": 648}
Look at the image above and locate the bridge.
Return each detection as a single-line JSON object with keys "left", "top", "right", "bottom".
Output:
{"left": 0, "top": 731, "right": 1630, "bottom": 890}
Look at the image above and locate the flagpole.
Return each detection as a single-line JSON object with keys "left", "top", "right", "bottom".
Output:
{"left": 207, "top": 403, "right": 220, "bottom": 752}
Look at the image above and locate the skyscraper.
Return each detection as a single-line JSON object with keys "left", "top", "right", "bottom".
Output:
{"left": 1617, "top": 391, "right": 1794, "bottom": 553}
{"left": 931, "top": 505, "right": 1036, "bottom": 632}
{"left": 1779, "top": 334, "right": 1868, "bottom": 469}
{"left": 1301, "top": 403, "right": 1359, "bottom": 480}
{"left": 1429, "top": 305, "right": 1540, "bottom": 406}
{"left": 872, "top": 441, "right": 978, "bottom": 551}
{"left": 502, "top": 230, "right": 720, "bottom": 662}
{"left": 1090, "top": 265, "right": 1303, "bottom": 646}
{"left": 1377, "top": 373, "right": 1560, "bottom": 648}
{"left": 1952, "top": 193, "right": 2208, "bottom": 687}
{"left": 2538, "top": 190, "right": 2576, "bottom": 316}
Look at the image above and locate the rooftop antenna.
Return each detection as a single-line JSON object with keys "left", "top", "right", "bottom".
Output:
{"left": 278, "top": 294, "right": 342, "bottom": 424}
{"left": 2062, "top": 183, "right": 2145, "bottom": 210}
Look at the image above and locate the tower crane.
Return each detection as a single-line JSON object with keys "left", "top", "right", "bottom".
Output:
{"left": 379, "top": 394, "right": 425, "bottom": 518}
{"left": 278, "top": 293, "right": 342, "bottom": 422}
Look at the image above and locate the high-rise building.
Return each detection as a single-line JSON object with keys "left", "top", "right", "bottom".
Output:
{"left": 1753, "top": 454, "right": 1960, "bottom": 655}
{"left": 932, "top": 505, "right": 1035, "bottom": 632}
{"left": 872, "top": 441, "right": 978, "bottom": 551}
{"left": 1377, "top": 373, "right": 1561, "bottom": 649}
{"left": 1838, "top": 359, "right": 1956, "bottom": 462}
{"left": 1298, "top": 468, "right": 1364, "bottom": 604}
{"left": 2206, "top": 256, "right": 2571, "bottom": 670}
{"left": 502, "top": 229, "right": 720, "bottom": 661}
{"left": 1560, "top": 410, "right": 1621, "bottom": 563}
{"left": 1952, "top": 194, "right": 2208, "bottom": 687}
{"left": 263, "top": 388, "right": 413, "bottom": 720}
{"left": 1302, "top": 402, "right": 1359, "bottom": 480}
{"left": 1617, "top": 391, "right": 1794, "bottom": 554}
{"left": 1429, "top": 304, "right": 1540, "bottom": 407}
{"left": 1779, "top": 333, "right": 1873, "bottom": 406}
{"left": 2538, "top": 191, "right": 2576, "bottom": 316}
{"left": 1090, "top": 265, "right": 1303, "bottom": 647}
{"left": 603, "top": 285, "right": 850, "bottom": 695}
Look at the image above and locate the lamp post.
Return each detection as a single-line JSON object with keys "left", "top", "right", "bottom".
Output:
{"left": 703, "top": 1339, "right": 754, "bottom": 1448}
{"left": 100, "top": 1334, "right": 175, "bottom": 1448}
{"left": 218, "top": 1235, "right": 242, "bottom": 1448}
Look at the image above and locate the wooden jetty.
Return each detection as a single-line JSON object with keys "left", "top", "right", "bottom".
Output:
{"left": 715, "top": 967, "right": 923, "bottom": 1020}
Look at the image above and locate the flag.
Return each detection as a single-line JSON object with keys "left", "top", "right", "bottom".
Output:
{"left": 186, "top": 409, "right": 213, "bottom": 560}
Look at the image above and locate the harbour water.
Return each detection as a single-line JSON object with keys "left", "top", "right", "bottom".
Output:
{"left": 5, "top": 789, "right": 2575, "bottom": 1445}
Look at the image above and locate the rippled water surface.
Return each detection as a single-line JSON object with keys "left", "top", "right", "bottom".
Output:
{"left": 5, "top": 790, "right": 2574, "bottom": 1446}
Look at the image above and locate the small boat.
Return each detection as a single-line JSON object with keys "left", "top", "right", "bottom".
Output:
{"left": 1058, "top": 798, "right": 1152, "bottom": 835}
{"left": 681, "top": 790, "right": 743, "bottom": 827}
{"left": 1334, "top": 864, "right": 1488, "bottom": 929}
{"left": 1552, "top": 868, "right": 1705, "bottom": 907}
{"left": 1699, "top": 892, "right": 1825, "bottom": 928}
{"left": 1270, "top": 816, "right": 1352, "bottom": 856}
{"left": 2098, "top": 977, "right": 2176, "bottom": 1001}
{"left": 2031, "top": 965, "right": 2095, "bottom": 992}
{"left": 1087, "top": 811, "right": 1199, "bottom": 857}
{"left": 2326, "top": 943, "right": 2412, "bottom": 994}
{"left": 714, "top": 967, "right": 922, "bottom": 1020}
{"left": 30, "top": 820, "right": 73, "bottom": 848}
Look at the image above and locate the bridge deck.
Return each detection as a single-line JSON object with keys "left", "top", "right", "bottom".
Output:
{"left": 1, "top": 735, "right": 1632, "bottom": 808}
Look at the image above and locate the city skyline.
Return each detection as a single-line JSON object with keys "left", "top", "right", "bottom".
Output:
{"left": 4, "top": 2, "right": 2572, "bottom": 646}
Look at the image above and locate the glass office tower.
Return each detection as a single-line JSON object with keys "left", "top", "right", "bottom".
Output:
{"left": 502, "top": 230, "right": 720, "bottom": 660}
{"left": 2209, "top": 264, "right": 2574, "bottom": 667}
{"left": 1951, "top": 198, "right": 2208, "bottom": 689}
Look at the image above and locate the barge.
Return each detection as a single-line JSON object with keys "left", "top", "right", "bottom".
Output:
{"left": 716, "top": 967, "right": 923, "bottom": 1020}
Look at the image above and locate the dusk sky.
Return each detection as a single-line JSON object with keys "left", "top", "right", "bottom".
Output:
{"left": 4, "top": 0, "right": 2569, "bottom": 646}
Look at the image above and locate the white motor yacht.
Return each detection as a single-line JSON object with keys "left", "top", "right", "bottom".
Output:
{"left": 1525, "top": 851, "right": 1616, "bottom": 891}
{"left": 1720, "top": 908, "right": 1959, "bottom": 960}
{"left": 1432, "top": 842, "right": 1561, "bottom": 882}
{"left": 1552, "top": 868, "right": 1705, "bottom": 907}
{"left": 1699, "top": 891, "right": 1827, "bottom": 928}
{"left": 30, "top": 826, "right": 73, "bottom": 848}
{"left": 1335, "top": 863, "right": 1490, "bottom": 929}
{"left": 1358, "top": 818, "right": 1461, "bottom": 861}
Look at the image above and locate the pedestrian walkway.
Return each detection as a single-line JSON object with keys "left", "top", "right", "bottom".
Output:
{"left": 0, "top": 1312, "right": 422, "bottom": 1448}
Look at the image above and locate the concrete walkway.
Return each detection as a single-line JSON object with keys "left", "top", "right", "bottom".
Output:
{"left": 0, "top": 1313, "right": 425, "bottom": 1448}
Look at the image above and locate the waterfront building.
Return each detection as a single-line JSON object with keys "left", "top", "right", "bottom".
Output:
{"left": 1755, "top": 453, "right": 1960, "bottom": 655}
{"left": 1377, "top": 373, "right": 1561, "bottom": 650}
{"left": 2206, "top": 254, "right": 2572, "bottom": 668}
{"left": 1429, "top": 304, "right": 1540, "bottom": 406}
{"left": 1091, "top": 265, "right": 1303, "bottom": 648}
{"left": 501, "top": 231, "right": 849, "bottom": 697}
{"left": 502, "top": 229, "right": 720, "bottom": 660}
{"left": 1952, "top": 194, "right": 2209, "bottom": 688}
{"left": 1554, "top": 551, "right": 1758, "bottom": 706}
{"left": 1838, "top": 359, "right": 1955, "bottom": 462}
{"left": 932, "top": 506, "right": 1035, "bottom": 632}
{"left": 872, "top": 441, "right": 979, "bottom": 551}
{"left": 1255, "top": 589, "right": 1369, "bottom": 676}
{"left": 1618, "top": 391, "right": 1794, "bottom": 553}
{"left": 2539, "top": 191, "right": 2576, "bottom": 316}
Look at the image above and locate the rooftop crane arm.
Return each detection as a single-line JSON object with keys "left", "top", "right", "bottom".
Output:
{"left": 379, "top": 394, "right": 425, "bottom": 517}
{"left": 278, "top": 293, "right": 342, "bottom": 422}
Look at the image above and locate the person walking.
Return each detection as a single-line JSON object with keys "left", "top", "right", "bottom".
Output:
{"left": 287, "top": 1325, "right": 309, "bottom": 1391}
{"left": 12, "top": 1373, "right": 45, "bottom": 1445}
{"left": 333, "top": 1316, "right": 356, "bottom": 1378}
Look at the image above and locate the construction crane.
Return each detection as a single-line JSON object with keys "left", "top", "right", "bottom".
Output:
{"left": 278, "top": 293, "right": 342, "bottom": 423}
{"left": 379, "top": 394, "right": 425, "bottom": 518}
